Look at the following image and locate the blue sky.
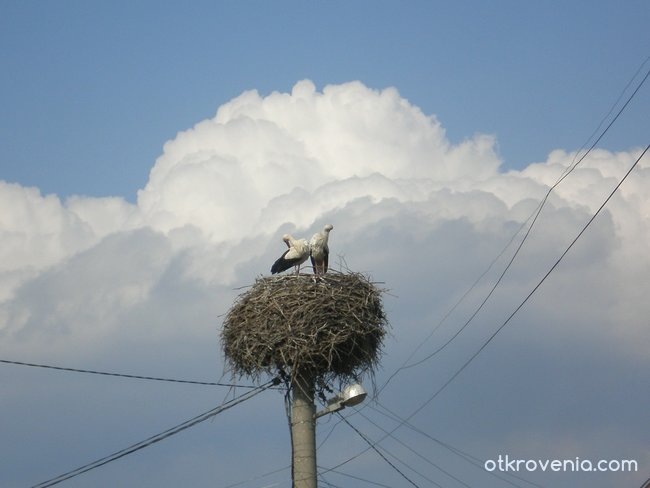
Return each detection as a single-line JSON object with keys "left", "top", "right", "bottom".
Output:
{"left": 1, "top": 2, "right": 649, "bottom": 488}
{"left": 2, "top": 1, "right": 648, "bottom": 199}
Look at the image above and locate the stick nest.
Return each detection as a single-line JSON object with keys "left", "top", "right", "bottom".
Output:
{"left": 221, "top": 271, "right": 388, "bottom": 387}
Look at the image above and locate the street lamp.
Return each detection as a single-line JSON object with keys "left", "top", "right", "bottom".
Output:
{"left": 314, "top": 383, "right": 367, "bottom": 419}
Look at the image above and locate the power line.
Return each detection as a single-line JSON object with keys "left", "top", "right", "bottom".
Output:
{"left": 335, "top": 413, "right": 422, "bottom": 488}
{"left": 317, "top": 473, "right": 345, "bottom": 488}
{"left": 382, "top": 56, "right": 650, "bottom": 383}
{"left": 569, "top": 55, "right": 650, "bottom": 168}
{"left": 30, "top": 379, "right": 277, "bottom": 488}
{"left": 319, "top": 398, "right": 537, "bottom": 488}
{"left": 370, "top": 402, "right": 543, "bottom": 488}
{"left": 322, "top": 468, "right": 395, "bottom": 488}
{"left": 221, "top": 465, "right": 290, "bottom": 488}
{"left": 402, "top": 142, "right": 649, "bottom": 424}
{"left": 379, "top": 213, "right": 530, "bottom": 389}
{"left": 0, "top": 358, "right": 258, "bottom": 389}
{"left": 355, "top": 407, "right": 470, "bottom": 488}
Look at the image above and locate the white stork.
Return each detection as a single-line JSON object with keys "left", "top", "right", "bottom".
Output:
{"left": 309, "top": 224, "right": 333, "bottom": 275}
{"left": 271, "top": 234, "right": 310, "bottom": 275}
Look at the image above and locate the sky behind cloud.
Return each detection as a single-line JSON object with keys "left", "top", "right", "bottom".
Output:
{"left": 1, "top": 1, "right": 649, "bottom": 199}
{"left": 1, "top": 2, "right": 649, "bottom": 488}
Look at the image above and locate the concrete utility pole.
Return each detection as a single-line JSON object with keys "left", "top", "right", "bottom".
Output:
{"left": 290, "top": 372, "right": 317, "bottom": 488}
{"left": 222, "top": 271, "right": 383, "bottom": 488}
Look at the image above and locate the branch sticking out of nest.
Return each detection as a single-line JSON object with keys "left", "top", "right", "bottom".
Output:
{"left": 221, "top": 271, "right": 388, "bottom": 390}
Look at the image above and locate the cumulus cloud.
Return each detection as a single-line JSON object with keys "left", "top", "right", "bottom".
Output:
{"left": 137, "top": 80, "right": 501, "bottom": 241}
{"left": 1, "top": 80, "right": 648, "bottom": 487}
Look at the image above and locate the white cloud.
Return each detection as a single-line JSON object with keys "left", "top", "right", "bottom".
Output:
{"left": 0, "top": 182, "right": 93, "bottom": 272}
{"left": 1, "top": 80, "right": 648, "bottom": 487}
{"left": 66, "top": 194, "right": 141, "bottom": 237}
{"left": 136, "top": 80, "right": 502, "bottom": 243}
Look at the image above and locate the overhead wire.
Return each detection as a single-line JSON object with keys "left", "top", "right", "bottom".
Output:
{"left": 370, "top": 402, "right": 543, "bottom": 488}
{"left": 0, "top": 358, "right": 264, "bottom": 389}
{"left": 379, "top": 55, "right": 650, "bottom": 388}
{"left": 379, "top": 215, "right": 530, "bottom": 389}
{"left": 422, "top": 141, "right": 650, "bottom": 405}
{"left": 570, "top": 55, "right": 650, "bottom": 166}
{"left": 334, "top": 412, "right": 423, "bottom": 488}
{"left": 220, "top": 465, "right": 290, "bottom": 488}
{"left": 322, "top": 468, "right": 395, "bottom": 488}
{"left": 397, "top": 142, "right": 650, "bottom": 426}
{"left": 317, "top": 474, "right": 345, "bottom": 488}
{"left": 30, "top": 378, "right": 278, "bottom": 488}
{"left": 354, "top": 407, "right": 472, "bottom": 488}
{"left": 319, "top": 400, "right": 473, "bottom": 487}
